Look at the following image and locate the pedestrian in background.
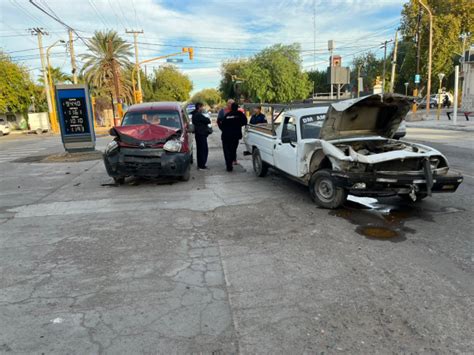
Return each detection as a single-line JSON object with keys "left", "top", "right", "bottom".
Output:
{"left": 249, "top": 105, "right": 267, "bottom": 124}
{"left": 191, "top": 102, "right": 211, "bottom": 170}
{"left": 217, "top": 99, "right": 234, "bottom": 124}
{"left": 217, "top": 102, "right": 247, "bottom": 172}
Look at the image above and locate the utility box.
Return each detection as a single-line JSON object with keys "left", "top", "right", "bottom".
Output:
{"left": 327, "top": 66, "right": 350, "bottom": 85}
{"left": 55, "top": 84, "right": 96, "bottom": 152}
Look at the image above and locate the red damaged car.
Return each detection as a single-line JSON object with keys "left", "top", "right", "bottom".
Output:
{"left": 103, "top": 102, "right": 194, "bottom": 184}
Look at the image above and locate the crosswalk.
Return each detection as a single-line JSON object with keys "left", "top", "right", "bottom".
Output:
{"left": 0, "top": 138, "right": 60, "bottom": 164}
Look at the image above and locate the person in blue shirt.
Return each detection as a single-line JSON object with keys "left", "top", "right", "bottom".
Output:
{"left": 249, "top": 106, "right": 267, "bottom": 125}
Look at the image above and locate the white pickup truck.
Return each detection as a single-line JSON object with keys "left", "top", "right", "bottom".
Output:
{"left": 243, "top": 94, "right": 463, "bottom": 209}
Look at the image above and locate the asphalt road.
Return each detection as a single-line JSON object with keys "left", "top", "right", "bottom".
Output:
{"left": 0, "top": 128, "right": 472, "bottom": 354}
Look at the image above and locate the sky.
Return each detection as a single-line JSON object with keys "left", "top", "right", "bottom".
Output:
{"left": 0, "top": 0, "right": 408, "bottom": 94}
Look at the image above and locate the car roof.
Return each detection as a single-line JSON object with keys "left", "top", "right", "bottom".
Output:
{"left": 127, "top": 102, "right": 183, "bottom": 112}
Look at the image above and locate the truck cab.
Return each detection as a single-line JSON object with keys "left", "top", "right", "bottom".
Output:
{"left": 244, "top": 95, "right": 463, "bottom": 209}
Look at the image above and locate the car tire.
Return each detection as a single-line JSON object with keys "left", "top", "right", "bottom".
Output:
{"left": 113, "top": 177, "right": 125, "bottom": 185}
{"left": 179, "top": 164, "right": 191, "bottom": 182}
{"left": 36, "top": 128, "right": 43, "bottom": 135}
{"left": 400, "top": 193, "right": 427, "bottom": 203}
{"left": 252, "top": 148, "right": 268, "bottom": 177}
{"left": 309, "top": 169, "right": 347, "bottom": 209}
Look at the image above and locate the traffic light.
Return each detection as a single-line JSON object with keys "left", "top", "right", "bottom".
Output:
{"left": 188, "top": 47, "right": 194, "bottom": 60}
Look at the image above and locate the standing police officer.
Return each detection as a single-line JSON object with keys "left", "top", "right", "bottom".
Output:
{"left": 217, "top": 102, "right": 247, "bottom": 172}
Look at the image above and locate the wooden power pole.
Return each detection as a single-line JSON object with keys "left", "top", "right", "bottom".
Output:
{"left": 30, "top": 28, "right": 53, "bottom": 116}
{"left": 389, "top": 31, "right": 398, "bottom": 93}
{"left": 68, "top": 29, "right": 78, "bottom": 84}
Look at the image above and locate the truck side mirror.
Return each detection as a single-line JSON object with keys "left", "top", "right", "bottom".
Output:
{"left": 281, "top": 136, "right": 292, "bottom": 144}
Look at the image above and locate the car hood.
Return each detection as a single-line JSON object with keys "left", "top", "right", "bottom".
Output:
{"left": 112, "top": 124, "right": 180, "bottom": 146}
{"left": 320, "top": 94, "right": 411, "bottom": 140}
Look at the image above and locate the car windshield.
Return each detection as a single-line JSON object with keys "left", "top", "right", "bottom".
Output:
{"left": 300, "top": 114, "right": 326, "bottom": 139}
{"left": 122, "top": 110, "right": 182, "bottom": 129}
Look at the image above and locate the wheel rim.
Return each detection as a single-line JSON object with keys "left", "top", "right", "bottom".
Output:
{"left": 253, "top": 152, "right": 262, "bottom": 174}
{"left": 316, "top": 177, "right": 335, "bottom": 202}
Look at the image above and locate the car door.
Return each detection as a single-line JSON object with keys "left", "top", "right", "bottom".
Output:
{"left": 273, "top": 115, "right": 298, "bottom": 176}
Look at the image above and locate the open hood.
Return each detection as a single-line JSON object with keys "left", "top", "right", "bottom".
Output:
{"left": 112, "top": 124, "right": 180, "bottom": 146}
{"left": 320, "top": 94, "right": 412, "bottom": 140}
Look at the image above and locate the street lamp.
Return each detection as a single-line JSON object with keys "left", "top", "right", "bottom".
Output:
{"left": 46, "top": 39, "right": 66, "bottom": 133}
{"left": 404, "top": 82, "right": 409, "bottom": 96}
{"left": 437, "top": 73, "right": 445, "bottom": 120}
{"left": 418, "top": 0, "right": 433, "bottom": 116}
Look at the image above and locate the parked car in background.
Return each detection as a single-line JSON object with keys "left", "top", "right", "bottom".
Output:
{"left": 0, "top": 117, "right": 10, "bottom": 136}
{"left": 103, "top": 102, "right": 194, "bottom": 184}
{"left": 244, "top": 94, "right": 463, "bottom": 208}
{"left": 416, "top": 95, "right": 437, "bottom": 109}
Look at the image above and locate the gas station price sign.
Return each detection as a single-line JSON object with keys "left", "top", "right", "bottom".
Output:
{"left": 55, "top": 84, "right": 95, "bottom": 152}
{"left": 60, "top": 97, "right": 90, "bottom": 134}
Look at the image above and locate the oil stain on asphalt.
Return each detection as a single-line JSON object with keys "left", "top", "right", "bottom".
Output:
{"left": 330, "top": 196, "right": 464, "bottom": 242}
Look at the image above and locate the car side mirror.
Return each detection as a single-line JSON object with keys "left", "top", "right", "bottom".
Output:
{"left": 109, "top": 127, "right": 117, "bottom": 136}
{"left": 188, "top": 123, "right": 195, "bottom": 133}
{"left": 281, "top": 136, "right": 292, "bottom": 144}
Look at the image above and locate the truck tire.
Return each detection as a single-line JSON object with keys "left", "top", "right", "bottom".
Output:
{"left": 252, "top": 148, "right": 268, "bottom": 177}
{"left": 309, "top": 169, "right": 347, "bottom": 209}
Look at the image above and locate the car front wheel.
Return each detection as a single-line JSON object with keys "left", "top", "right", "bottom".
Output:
{"left": 309, "top": 169, "right": 347, "bottom": 209}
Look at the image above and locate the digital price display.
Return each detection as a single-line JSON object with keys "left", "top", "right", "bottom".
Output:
{"left": 56, "top": 84, "right": 95, "bottom": 152}
{"left": 60, "top": 97, "right": 90, "bottom": 134}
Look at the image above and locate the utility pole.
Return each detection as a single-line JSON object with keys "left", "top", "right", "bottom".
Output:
{"left": 68, "top": 29, "right": 78, "bottom": 84}
{"left": 126, "top": 29, "right": 144, "bottom": 102}
{"left": 328, "top": 40, "right": 334, "bottom": 99}
{"left": 419, "top": 0, "right": 433, "bottom": 115}
{"left": 380, "top": 39, "right": 393, "bottom": 96}
{"left": 389, "top": 31, "right": 398, "bottom": 93}
{"left": 30, "top": 28, "right": 53, "bottom": 118}
{"left": 413, "top": 7, "right": 422, "bottom": 113}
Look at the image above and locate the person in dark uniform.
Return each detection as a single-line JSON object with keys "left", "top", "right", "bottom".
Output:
{"left": 217, "top": 102, "right": 247, "bottom": 172}
{"left": 249, "top": 105, "right": 267, "bottom": 124}
{"left": 191, "top": 102, "right": 211, "bottom": 170}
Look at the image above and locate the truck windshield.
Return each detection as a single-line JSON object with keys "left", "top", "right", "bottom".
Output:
{"left": 122, "top": 110, "right": 182, "bottom": 129}
{"left": 300, "top": 114, "right": 326, "bottom": 139}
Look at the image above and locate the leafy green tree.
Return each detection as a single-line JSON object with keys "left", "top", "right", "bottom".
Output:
{"left": 241, "top": 44, "right": 311, "bottom": 103}
{"left": 219, "top": 59, "right": 249, "bottom": 100}
{"left": 80, "top": 30, "right": 132, "bottom": 102}
{"left": 190, "top": 88, "right": 223, "bottom": 106}
{"left": 399, "top": 0, "right": 473, "bottom": 93}
{"left": 351, "top": 52, "right": 386, "bottom": 92}
{"left": 0, "top": 52, "right": 45, "bottom": 113}
{"left": 307, "top": 69, "right": 330, "bottom": 94}
{"left": 144, "top": 65, "right": 193, "bottom": 102}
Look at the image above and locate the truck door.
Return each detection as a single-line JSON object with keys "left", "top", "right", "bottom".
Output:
{"left": 273, "top": 116, "right": 298, "bottom": 176}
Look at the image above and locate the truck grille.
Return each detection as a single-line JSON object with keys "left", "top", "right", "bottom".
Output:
{"left": 372, "top": 158, "right": 422, "bottom": 172}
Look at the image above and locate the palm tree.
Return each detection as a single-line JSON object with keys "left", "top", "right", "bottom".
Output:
{"left": 80, "top": 30, "right": 132, "bottom": 103}
{"left": 38, "top": 66, "right": 72, "bottom": 85}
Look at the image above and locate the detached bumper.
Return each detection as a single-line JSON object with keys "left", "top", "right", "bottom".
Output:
{"left": 331, "top": 170, "right": 463, "bottom": 196}
{"left": 104, "top": 147, "right": 190, "bottom": 177}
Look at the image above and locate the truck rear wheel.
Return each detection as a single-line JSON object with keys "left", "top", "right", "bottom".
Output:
{"left": 309, "top": 169, "right": 347, "bottom": 209}
{"left": 252, "top": 148, "right": 268, "bottom": 177}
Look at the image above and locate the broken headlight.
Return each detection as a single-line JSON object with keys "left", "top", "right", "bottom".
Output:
{"left": 105, "top": 141, "right": 119, "bottom": 154}
{"left": 163, "top": 139, "right": 182, "bottom": 152}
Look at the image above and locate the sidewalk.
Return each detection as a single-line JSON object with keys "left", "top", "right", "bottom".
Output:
{"left": 406, "top": 109, "right": 474, "bottom": 132}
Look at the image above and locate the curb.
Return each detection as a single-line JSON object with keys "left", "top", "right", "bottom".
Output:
{"left": 406, "top": 123, "right": 474, "bottom": 132}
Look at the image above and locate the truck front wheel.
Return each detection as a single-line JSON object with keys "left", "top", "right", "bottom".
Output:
{"left": 252, "top": 148, "right": 268, "bottom": 177}
{"left": 309, "top": 169, "right": 347, "bottom": 209}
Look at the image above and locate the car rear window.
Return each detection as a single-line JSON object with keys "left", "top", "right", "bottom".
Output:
{"left": 122, "top": 110, "right": 182, "bottom": 129}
